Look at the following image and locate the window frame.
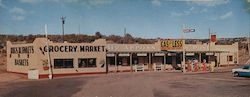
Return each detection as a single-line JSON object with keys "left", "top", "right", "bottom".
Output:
{"left": 54, "top": 58, "right": 74, "bottom": 69}
{"left": 78, "top": 58, "right": 97, "bottom": 68}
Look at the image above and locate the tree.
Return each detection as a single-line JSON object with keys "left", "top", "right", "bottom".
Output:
{"left": 95, "top": 32, "right": 102, "bottom": 39}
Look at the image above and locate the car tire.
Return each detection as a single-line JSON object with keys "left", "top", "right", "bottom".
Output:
{"left": 233, "top": 72, "right": 239, "bottom": 77}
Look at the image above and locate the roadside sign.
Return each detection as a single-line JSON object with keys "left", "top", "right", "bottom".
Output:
{"left": 160, "top": 40, "right": 183, "bottom": 50}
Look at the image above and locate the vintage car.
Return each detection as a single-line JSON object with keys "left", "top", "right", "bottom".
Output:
{"left": 232, "top": 64, "right": 250, "bottom": 77}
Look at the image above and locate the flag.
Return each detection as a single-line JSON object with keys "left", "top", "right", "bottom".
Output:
{"left": 183, "top": 29, "right": 195, "bottom": 33}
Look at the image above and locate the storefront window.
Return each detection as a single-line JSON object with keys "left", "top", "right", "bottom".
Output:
{"left": 117, "top": 57, "right": 130, "bottom": 66}
{"left": 54, "top": 59, "right": 74, "bottom": 69}
{"left": 107, "top": 57, "right": 115, "bottom": 66}
{"left": 78, "top": 58, "right": 96, "bottom": 68}
{"left": 228, "top": 56, "right": 233, "bottom": 61}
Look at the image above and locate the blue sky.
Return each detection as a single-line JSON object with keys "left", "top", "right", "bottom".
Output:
{"left": 0, "top": 0, "right": 249, "bottom": 39}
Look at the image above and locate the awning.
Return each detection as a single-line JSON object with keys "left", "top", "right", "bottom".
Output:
{"left": 137, "top": 53, "right": 147, "bottom": 56}
{"left": 107, "top": 53, "right": 115, "bottom": 57}
{"left": 118, "top": 53, "right": 130, "bottom": 57}
{"left": 186, "top": 53, "right": 194, "bottom": 56}
{"left": 154, "top": 53, "right": 165, "bottom": 56}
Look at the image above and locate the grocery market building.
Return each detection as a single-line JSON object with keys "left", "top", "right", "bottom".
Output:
{"left": 7, "top": 38, "right": 238, "bottom": 78}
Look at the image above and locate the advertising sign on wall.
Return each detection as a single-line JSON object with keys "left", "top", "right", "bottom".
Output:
{"left": 160, "top": 40, "right": 183, "bottom": 50}
{"left": 211, "top": 34, "right": 217, "bottom": 42}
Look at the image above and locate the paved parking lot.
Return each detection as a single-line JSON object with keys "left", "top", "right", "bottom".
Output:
{"left": 0, "top": 71, "right": 249, "bottom": 97}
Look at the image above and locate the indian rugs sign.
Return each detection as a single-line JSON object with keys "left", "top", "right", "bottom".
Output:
{"left": 160, "top": 40, "right": 183, "bottom": 50}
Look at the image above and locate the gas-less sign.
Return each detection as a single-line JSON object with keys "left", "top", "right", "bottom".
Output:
{"left": 160, "top": 40, "right": 183, "bottom": 50}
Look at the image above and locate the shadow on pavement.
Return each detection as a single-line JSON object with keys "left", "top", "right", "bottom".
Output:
{"left": 1, "top": 76, "right": 95, "bottom": 97}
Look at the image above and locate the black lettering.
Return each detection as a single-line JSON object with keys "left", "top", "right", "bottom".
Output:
{"left": 60, "top": 46, "right": 64, "bottom": 52}
{"left": 93, "top": 46, "right": 97, "bottom": 51}
{"left": 64, "top": 46, "right": 68, "bottom": 52}
{"left": 54, "top": 46, "right": 59, "bottom": 52}
{"left": 73, "top": 46, "right": 77, "bottom": 52}
{"left": 49, "top": 46, "right": 54, "bottom": 52}
{"left": 101, "top": 46, "right": 105, "bottom": 52}
{"left": 97, "top": 46, "right": 100, "bottom": 52}
{"left": 80, "top": 46, "right": 84, "bottom": 52}
{"left": 89, "top": 46, "right": 93, "bottom": 52}
{"left": 69, "top": 46, "right": 72, "bottom": 52}
{"left": 11, "top": 48, "right": 15, "bottom": 54}
{"left": 44, "top": 46, "right": 47, "bottom": 52}
{"left": 86, "top": 46, "right": 89, "bottom": 52}
{"left": 32, "top": 46, "right": 34, "bottom": 53}
{"left": 15, "top": 59, "right": 28, "bottom": 66}
{"left": 18, "top": 47, "right": 21, "bottom": 53}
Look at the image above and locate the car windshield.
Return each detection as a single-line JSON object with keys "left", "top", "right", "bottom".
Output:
{"left": 242, "top": 65, "right": 250, "bottom": 69}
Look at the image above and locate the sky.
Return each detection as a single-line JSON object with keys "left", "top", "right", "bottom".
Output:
{"left": 0, "top": 0, "right": 249, "bottom": 39}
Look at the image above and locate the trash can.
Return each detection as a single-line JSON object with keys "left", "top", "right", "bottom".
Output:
{"left": 28, "top": 69, "right": 39, "bottom": 79}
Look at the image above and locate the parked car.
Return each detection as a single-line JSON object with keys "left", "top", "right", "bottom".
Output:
{"left": 232, "top": 64, "right": 250, "bottom": 77}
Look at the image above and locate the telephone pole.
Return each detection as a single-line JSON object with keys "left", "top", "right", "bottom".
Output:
{"left": 61, "top": 16, "right": 66, "bottom": 42}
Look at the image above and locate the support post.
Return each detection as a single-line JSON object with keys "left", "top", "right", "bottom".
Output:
{"left": 130, "top": 53, "right": 133, "bottom": 72}
{"left": 164, "top": 53, "right": 166, "bottom": 70}
{"left": 199, "top": 53, "right": 201, "bottom": 63}
{"left": 115, "top": 53, "right": 117, "bottom": 72}
{"left": 149, "top": 53, "right": 151, "bottom": 71}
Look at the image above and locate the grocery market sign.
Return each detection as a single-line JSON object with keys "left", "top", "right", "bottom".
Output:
{"left": 160, "top": 40, "right": 183, "bottom": 50}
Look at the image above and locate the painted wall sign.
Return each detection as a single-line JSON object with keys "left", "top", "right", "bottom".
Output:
{"left": 39, "top": 45, "right": 105, "bottom": 54}
{"left": 15, "top": 59, "right": 29, "bottom": 66}
{"left": 107, "top": 45, "right": 157, "bottom": 52}
{"left": 11, "top": 46, "right": 34, "bottom": 54}
{"left": 160, "top": 40, "right": 183, "bottom": 50}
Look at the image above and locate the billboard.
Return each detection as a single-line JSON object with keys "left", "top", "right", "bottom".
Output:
{"left": 160, "top": 40, "right": 183, "bottom": 50}
{"left": 211, "top": 34, "right": 216, "bottom": 42}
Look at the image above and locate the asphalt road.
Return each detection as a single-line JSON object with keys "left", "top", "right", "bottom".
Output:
{"left": 0, "top": 71, "right": 249, "bottom": 97}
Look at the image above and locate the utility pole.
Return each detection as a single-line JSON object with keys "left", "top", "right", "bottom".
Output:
{"left": 61, "top": 16, "right": 66, "bottom": 42}
{"left": 45, "top": 24, "right": 53, "bottom": 80}
{"left": 123, "top": 28, "right": 126, "bottom": 44}
{"left": 182, "top": 24, "right": 186, "bottom": 73}
{"left": 208, "top": 28, "right": 211, "bottom": 64}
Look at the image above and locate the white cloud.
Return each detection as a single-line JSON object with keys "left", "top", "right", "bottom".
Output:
{"left": 0, "top": 0, "right": 7, "bottom": 8}
{"left": 210, "top": 11, "right": 233, "bottom": 20}
{"left": 189, "top": 6, "right": 194, "bottom": 11}
{"left": 219, "top": 11, "right": 233, "bottom": 19}
{"left": 9, "top": 7, "right": 28, "bottom": 21}
{"left": 170, "top": 7, "right": 207, "bottom": 17}
{"left": 19, "top": 0, "right": 42, "bottom": 4}
{"left": 0, "top": 0, "right": 3, "bottom": 7}
{"left": 10, "top": 6, "right": 26, "bottom": 15}
{"left": 53, "top": 0, "right": 113, "bottom": 9}
{"left": 88, "top": 0, "right": 113, "bottom": 7}
{"left": 171, "top": 12, "right": 185, "bottom": 17}
{"left": 12, "top": 15, "right": 25, "bottom": 21}
{"left": 151, "top": 0, "right": 161, "bottom": 6}
{"left": 187, "top": 0, "right": 229, "bottom": 7}
{"left": 200, "top": 8, "right": 207, "bottom": 13}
